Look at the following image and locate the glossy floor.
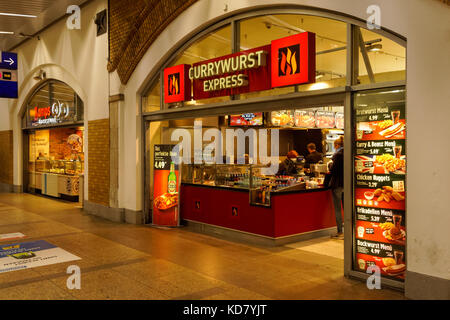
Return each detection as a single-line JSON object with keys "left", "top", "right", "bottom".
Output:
{"left": 0, "top": 193, "right": 404, "bottom": 300}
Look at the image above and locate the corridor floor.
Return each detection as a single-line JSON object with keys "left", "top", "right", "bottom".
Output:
{"left": 0, "top": 193, "right": 404, "bottom": 300}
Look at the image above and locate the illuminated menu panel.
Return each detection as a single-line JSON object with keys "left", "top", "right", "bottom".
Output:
{"left": 353, "top": 87, "right": 406, "bottom": 282}
{"left": 229, "top": 113, "right": 263, "bottom": 126}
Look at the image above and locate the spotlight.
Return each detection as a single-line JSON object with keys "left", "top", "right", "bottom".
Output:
{"left": 366, "top": 44, "right": 382, "bottom": 52}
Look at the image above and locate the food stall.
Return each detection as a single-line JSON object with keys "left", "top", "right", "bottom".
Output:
{"left": 180, "top": 163, "right": 338, "bottom": 244}
{"left": 147, "top": 106, "right": 346, "bottom": 244}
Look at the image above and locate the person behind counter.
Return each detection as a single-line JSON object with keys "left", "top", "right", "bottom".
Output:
{"left": 304, "top": 143, "right": 323, "bottom": 169}
{"left": 329, "top": 136, "right": 344, "bottom": 239}
{"left": 276, "top": 150, "right": 299, "bottom": 176}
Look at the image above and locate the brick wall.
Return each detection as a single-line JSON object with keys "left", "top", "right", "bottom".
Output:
{"left": 0, "top": 130, "right": 13, "bottom": 185}
{"left": 108, "top": 0, "right": 198, "bottom": 84}
{"left": 88, "top": 119, "right": 110, "bottom": 206}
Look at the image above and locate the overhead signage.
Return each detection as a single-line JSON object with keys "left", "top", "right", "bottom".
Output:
{"left": 192, "top": 45, "right": 271, "bottom": 100}
{"left": 0, "top": 51, "right": 18, "bottom": 99}
{"left": 163, "top": 32, "right": 316, "bottom": 104}
{"left": 271, "top": 31, "right": 316, "bottom": 87}
{"left": 31, "top": 100, "right": 73, "bottom": 126}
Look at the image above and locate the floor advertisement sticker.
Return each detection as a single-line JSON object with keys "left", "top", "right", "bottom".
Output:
{"left": 0, "top": 240, "right": 81, "bottom": 273}
{"left": 0, "top": 233, "right": 26, "bottom": 241}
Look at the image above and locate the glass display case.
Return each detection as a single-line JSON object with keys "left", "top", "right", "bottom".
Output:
{"left": 181, "top": 163, "right": 309, "bottom": 207}
{"left": 29, "top": 159, "right": 84, "bottom": 176}
{"left": 181, "top": 163, "right": 250, "bottom": 189}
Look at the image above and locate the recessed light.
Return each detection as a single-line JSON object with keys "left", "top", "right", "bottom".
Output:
{"left": 0, "top": 31, "right": 14, "bottom": 35}
{"left": 0, "top": 12, "right": 37, "bottom": 18}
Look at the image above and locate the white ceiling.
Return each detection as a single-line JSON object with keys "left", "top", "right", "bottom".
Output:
{"left": 0, "top": 0, "right": 90, "bottom": 51}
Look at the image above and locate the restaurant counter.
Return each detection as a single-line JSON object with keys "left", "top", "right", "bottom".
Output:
{"left": 180, "top": 182, "right": 341, "bottom": 241}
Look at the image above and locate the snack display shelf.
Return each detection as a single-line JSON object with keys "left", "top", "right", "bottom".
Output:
{"left": 28, "top": 171, "right": 81, "bottom": 196}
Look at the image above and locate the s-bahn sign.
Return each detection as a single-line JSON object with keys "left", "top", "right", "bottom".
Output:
{"left": 164, "top": 32, "right": 315, "bottom": 104}
{"left": 0, "top": 51, "right": 18, "bottom": 99}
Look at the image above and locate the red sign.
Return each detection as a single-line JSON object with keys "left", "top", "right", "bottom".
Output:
{"left": 271, "top": 31, "right": 316, "bottom": 88}
{"left": 152, "top": 144, "right": 180, "bottom": 227}
{"left": 163, "top": 32, "right": 316, "bottom": 104}
{"left": 163, "top": 64, "right": 191, "bottom": 104}
{"left": 192, "top": 45, "right": 271, "bottom": 100}
{"left": 34, "top": 106, "right": 51, "bottom": 120}
{"left": 229, "top": 112, "right": 264, "bottom": 126}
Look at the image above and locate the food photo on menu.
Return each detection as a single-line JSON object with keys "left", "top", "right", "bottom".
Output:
{"left": 271, "top": 110, "right": 294, "bottom": 127}
{"left": 294, "top": 110, "right": 316, "bottom": 128}
{"left": 355, "top": 106, "right": 406, "bottom": 141}
{"left": 335, "top": 111, "right": 344, "bottom": 129}
{"left": 355, "top": 238, "right": 406, "bottom": 280}
{"left": 315, "top": 110, "right": 335, "bottom": 128}
{"left": 355, "top": 185, "right": 405, "bottom": 211}
{"left": 355, "top": 207, "right": 406, "bottom": 246}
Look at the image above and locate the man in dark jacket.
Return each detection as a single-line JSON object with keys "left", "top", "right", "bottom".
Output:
{"left": 329, "top": 137, "right": 344, "bottom": 239}
{"left": 304, "top": 142, "right": 323, "bottom": 169}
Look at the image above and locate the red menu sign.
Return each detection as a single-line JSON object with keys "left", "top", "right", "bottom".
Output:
{"left": 353, "top": 88, "right": 406, "bottom": 281}
{"left": 152, "top": 145, "right": 180, "bottom": 227}
{"left": 229, "top": 113, "right": 263, "bottom": 126}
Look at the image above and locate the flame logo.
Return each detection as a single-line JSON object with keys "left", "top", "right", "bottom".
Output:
{"left": 168, "top": 74, "right": 180, "bottom": 96}
{"left": 279, "top": 45, "right": 300, "bottom": 76}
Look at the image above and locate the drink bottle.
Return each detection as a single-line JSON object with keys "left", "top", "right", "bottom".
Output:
{"left": 168, "top": 162, "right": 177, "bottom": 194}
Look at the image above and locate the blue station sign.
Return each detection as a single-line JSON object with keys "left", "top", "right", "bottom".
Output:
{"left": 0, "top": 51, "right": 18, "bottom": 99}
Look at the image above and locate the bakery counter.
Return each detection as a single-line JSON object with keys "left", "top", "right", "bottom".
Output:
{"left": 180, "top": 183, "right": 341, "bottom": 242}
{"left": 28, "top": 172, "right": 81, "bottom": 197}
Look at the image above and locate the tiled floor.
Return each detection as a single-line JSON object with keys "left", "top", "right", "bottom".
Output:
{"left": 0, "top": 193, "right": 405, "bottom": 300}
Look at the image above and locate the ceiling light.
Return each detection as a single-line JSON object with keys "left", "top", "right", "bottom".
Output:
{"left": 366, "top": 44, "right": 382, "bottom": 52}
{"left": 0, "top": 12, "right": 37, "bottom": 18}
{"left": 0, "top": 31, "right": 14, "bottom": 35}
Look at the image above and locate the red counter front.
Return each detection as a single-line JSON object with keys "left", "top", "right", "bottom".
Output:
{"left": 181, "top": 184, "right": 341, "bottom": 238}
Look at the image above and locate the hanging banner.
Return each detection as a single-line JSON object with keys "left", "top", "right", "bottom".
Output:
{"left": 0, "top": 51, "right": 18, "bottom": 99}
{"left": 152, "top": 144, "right": 180, "bottom": 227}
{"left": 353, "top": 88, "right": 406, "bottom": 282}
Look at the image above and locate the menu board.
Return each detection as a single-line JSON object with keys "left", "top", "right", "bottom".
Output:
{"left": 315, "top": 110, "right": 335, "bottom": 128}
{"left": 229, "top": 112, "right": 263, "bottom": 126}
{"left": 335, "top": 112, "right": 344, "bottom": 129}
{"left": 294, "top": 110, "right": 315, "bottom": 128}
{"left": 271, "top": 110, "right": 294, "bottom": 127}
{"left": 353, "top": 90, "right": 406, "bottom": 281}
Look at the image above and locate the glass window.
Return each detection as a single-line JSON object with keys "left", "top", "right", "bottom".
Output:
{"left": 142, "top": 77, "right": 160, "bottom": 113}
{"left": 357, "top": 28, "right": 406, "bottom": 84}
{"left": 239, "top": 14, "right": 347, "bottom": 98}
{"left": 163, "top": 24, "right": 232, "bottom": 109}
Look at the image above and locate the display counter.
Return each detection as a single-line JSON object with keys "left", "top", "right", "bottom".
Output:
{"left": 180, "top": 164, "right": 341, "bottom": 244}
{"left": 27, "top": 159, "right": 83, "bottom": 198}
